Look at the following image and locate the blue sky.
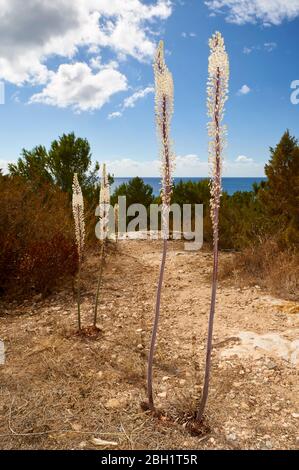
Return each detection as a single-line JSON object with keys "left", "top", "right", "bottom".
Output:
{"left": 0, "top": 0, "right": 298, "bottom": 177}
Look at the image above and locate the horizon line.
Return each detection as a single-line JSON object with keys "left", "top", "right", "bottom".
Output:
{"left": 111, "top": 176, "right": 267, "bottom": 179}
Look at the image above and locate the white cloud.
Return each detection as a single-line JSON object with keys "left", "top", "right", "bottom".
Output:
{"left": 30, "top": 62, "right": 128, "bottom": 112}
{"left": 108, "top": 85, "right": 154, "bottom": 118}
{"left": 89, "top": 55, "right": 119, "bottom": 71}
{"left": 105, "top": 154, "right": 265, "bottom": 177}
{"left": 106, "top": 158, "right": 160, "bottom": 176}
{"left": 0, "top": 0, "right": 172, "bottom": 104}
{"left": 264, "top": 42, "right": 277, "bottom": 52}
{"left": 106, "top": 154, "right": 210, "bottom": 177}
{"left": 225, "top": 157, "right": 265, "bottom": 176}
{"left": 0, "top": 159, "right": 9, "bottom": 174}
{"left": 181, "top": 32, "right": 197, "bottom": 38}
{"left": 205, "top": 0, "right": 299, "bottom": 25}
{"left": 108, "top": 111, "right": 123, "bottom": 120}
{"left": 105, "top": 155, "right": 207, "bottom": 177}
{"left": 175, "top": 154, "right": 210, "bottom": 176}
{"left": 123, "top": 86, "right": 154, "bottom": 108}
{"left": 243, "top": 42, "right": 277, "bottom": 54}
{"left": 236, "top": 155, "right": 254, "bottom": 163}
{"left": 0, "top": 153, "right": 265, "bottom": 177}
{"left": 237, "top": 84, "right": 251, "bottom": 95}
{"left": 243, "top": 45, "right": 259, "bottom": 54}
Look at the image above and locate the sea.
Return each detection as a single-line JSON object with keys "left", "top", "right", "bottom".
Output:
{"left": 111, "top": 177, "right": 266, "bottom": 197}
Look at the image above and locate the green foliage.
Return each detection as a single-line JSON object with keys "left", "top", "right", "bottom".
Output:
{"left": 218, "top": 191, "right": 266, "bottom": 250}
{"left": 2, "top": 129, "right": 298, "bottom": 300}
{"left": 172, "top": 179, "right": 210, "bottom": 209}
{"left": 9, "top": 146, "right": 52, "bottom": 186}
{"left": 258, "top": 130, "right": 299, "bottom": 246}
{"left": 48, "top": 133, "right": 92, "bottom": 195}
{"left": 111, "top": 177, "right": 155, "bottom": 207}
{"left": 8, "top": 132, "right": 104, "bottom": 201}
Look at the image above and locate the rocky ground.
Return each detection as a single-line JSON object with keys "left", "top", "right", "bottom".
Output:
{"left": 0, "top": 239, "right": 298, "bottom": 450}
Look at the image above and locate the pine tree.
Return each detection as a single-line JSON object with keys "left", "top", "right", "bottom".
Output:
{"left": 260, "top": 131, "right": 299, "bottom": 246}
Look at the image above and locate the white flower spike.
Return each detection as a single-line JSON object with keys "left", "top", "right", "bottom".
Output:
{"left": 197, "top": 31, "right": 230, "bottom": 422}
{"left": 72, "top": 173, "right": 85, "bottom": 262}
{"left": 154, "top": 40, "right": 175, "bottom": 235}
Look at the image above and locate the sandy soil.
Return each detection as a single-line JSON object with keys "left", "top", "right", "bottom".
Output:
{"left": 0, "top": 239, "right": 298, "bottom": 450}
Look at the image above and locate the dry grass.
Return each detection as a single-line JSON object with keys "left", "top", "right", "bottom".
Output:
{"left": 219, "top": 240, "right": 299, "bottom": 301}
{"left": 0, "top": 240, "right": 298, "bottom": 450}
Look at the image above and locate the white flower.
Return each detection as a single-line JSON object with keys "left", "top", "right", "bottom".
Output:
{"left": 99, "top": 163, "right": 110, "bottom": 238}
{"left": 72, "top": 173, "right": 85, "bottom": 261}
{"left": 154, "top": 40, "right": 175, "bottom": 236}
{"left": 207, "top": 32, "right": 229, "bottom": 235}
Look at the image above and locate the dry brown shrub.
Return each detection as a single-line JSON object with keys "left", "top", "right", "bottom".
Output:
{"left": 0, "top": 176, "right": 77, "bottom": 298}
{"left": 219, "top": 239, "right": 299, "bottom": 301}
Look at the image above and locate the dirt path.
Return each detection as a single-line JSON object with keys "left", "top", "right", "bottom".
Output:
{"left": 0, "top": 240, "right": 298, "bottom": 450}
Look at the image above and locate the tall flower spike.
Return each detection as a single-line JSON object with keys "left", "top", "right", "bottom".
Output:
{"left": 99, "top": 163, "right": 110, "bottom": 240}
{"left": 93, "top": 163, "right": 110, "bottom": 327}
{"left": 147, "top": 40, "right": 175, "bottom": 411}
{"left": 72, "top": 173, "right": 85, "bottom": 331}
{"left": 154, "top": 39, "right": 175, "bottom": 236}
{"left": 197, "top": 31, "right": 229, "bottom": 422}
{"left": 207, "top": 31, "right": 229, "bottom": 235}
{"left": 72, "top": 173, "right": 85, "bottom": 263}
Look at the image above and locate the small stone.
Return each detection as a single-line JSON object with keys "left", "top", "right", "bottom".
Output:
{"left": 105, "top": 398, "right": 123, "bottom": 409}
{"left": 91, "top": 437, "right": 118, "bottom": 447}
{"left": 162, "top": 376, "right": 170, "bottom": 382}
{"left": 292, "top": 413, "right": 299, "bottom": 418}
{"left": 241, "top": 402, "right": 250, "bottom": 410}
{"left": 97, "top": 371, "right": 103, "bottom": 379}
{"left": 233, "top": 382, "right": 242, "bottom": 388}
{"left": 71, "top": 423, "right": 82, "bottom": 431}
{"left": 179, "top": 379, "right": 186, "bottom": 386}
{"left": 226, "top": 433, "right": 237, "bottom": 442}
{"left": 137, "top": 344, "right": 143, "bottom": 350}
{"left": 266, "top": 361, "right": 276, "bottom": 370}
{"left": 158, "top": 391, "right": 167, "bottom": 398}
{"left": 272, "top": 404, "right": 280, "bottom": 411}
{"left": 265, "top": 441, "right": 273, "bottom": 449}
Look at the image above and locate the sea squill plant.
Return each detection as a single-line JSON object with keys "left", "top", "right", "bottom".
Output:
{"left": 72, "top": 173, "right": 85, "bottom": 331}
{"left": 147, "top": 40, "right": 175, "bottom": 411}
{"left": 93, "top": 163, "right": 110, "bottom": 327}
{"left": 197, "top": 32, "right": 229, "bottom": 421}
